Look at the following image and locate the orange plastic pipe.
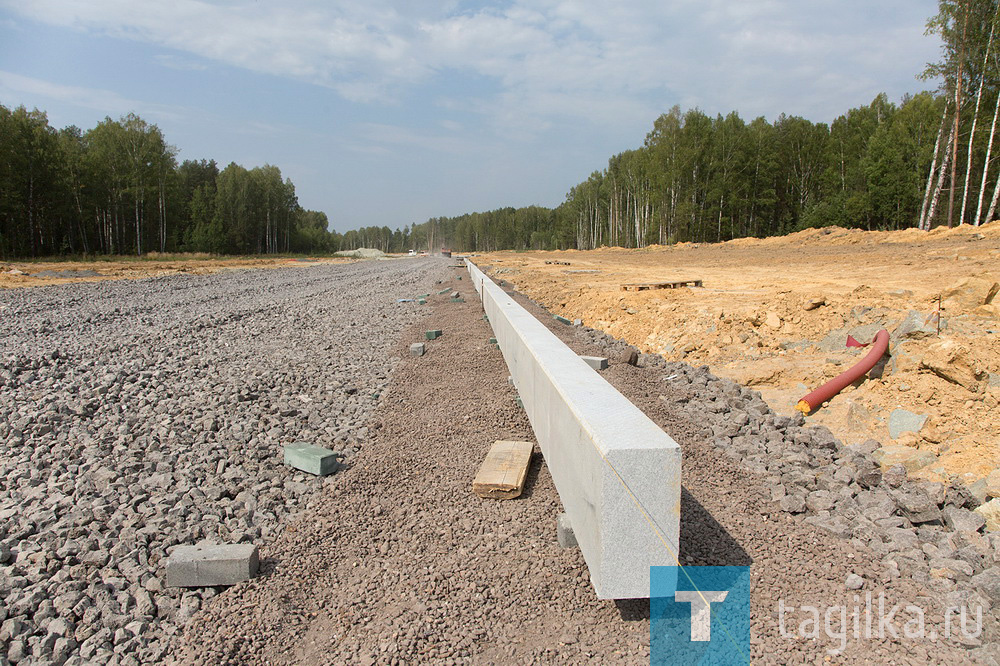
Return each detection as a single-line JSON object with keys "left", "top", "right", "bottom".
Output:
{"left": 795, "top": 329, "right": 889, "bottom": 414}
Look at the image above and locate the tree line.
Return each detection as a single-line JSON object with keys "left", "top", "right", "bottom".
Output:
{"left": 402, "top": 0, "right": 1000, "bottom": 252}
{"left": 0, "top": 106, "right": 353, "bottom": 257}
{"left": 3, "top": 2, "right": 996, "bottom": 258}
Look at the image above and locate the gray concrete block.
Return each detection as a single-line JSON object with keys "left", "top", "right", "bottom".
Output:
{"left": 283, "top": 442, "right": 341, "bottom": 476}
{"left": 166, "top": 544, "right": 259, "bottom": 587}
{"left": 557, "top": 513, "right": 578, "bottom": 548}
{"left": 410, "top": 342, "right": 425, "bottom": 356}
{"left": 581, "top": 355, "right": 609, "bottom": 371}
{"left": 466, "top": 259, "right": 681, "bottom": 600}
{"left": 425, "top": 330, "right": 442, "bottom": 340}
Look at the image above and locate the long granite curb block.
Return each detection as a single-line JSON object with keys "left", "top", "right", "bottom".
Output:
{"left": 283, "top": 442, "right": 341, "bottom": 476}
{"left": 466, "top": 259, "right": 681, "bottom": 599}
{"left": 166, "top": 544, "right": 259, "bottom": 587}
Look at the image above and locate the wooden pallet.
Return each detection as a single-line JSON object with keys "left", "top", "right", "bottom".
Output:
{"left": 621, "top": 279, "right": 703, "bottom": 292}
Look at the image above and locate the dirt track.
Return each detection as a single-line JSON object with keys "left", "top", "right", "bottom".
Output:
{"left": 0, "top": 256, "right": 352, "bottom": 290}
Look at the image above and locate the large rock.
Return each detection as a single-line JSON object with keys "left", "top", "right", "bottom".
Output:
{"left": 942, "top": 506, "right": 987, "bottom": 533}
{"left": 941, "top": 276, "right": 999, "bottom": 313}
{"left": 970, "top": 568, "right": 1000, "bottom": 602}
{"left": 872, "top": 446, "right": 937, "bottom": 473}
{"left": 893, "top": 489, "right": 942, "bottom": 524}
{"left": 920, "top": 338, "right": 986, "bottom": 391}
{"left": 986, "top": 469, "right": 1000, "bottom": 499}
{"left": 892, "top": 310, "right": 941, "bottom": 342}
{"left": 888, "top": 408, "right": 928, "bottom": 439}
{"left": 975, "top": 499, "right": 1000, "bottom": 532}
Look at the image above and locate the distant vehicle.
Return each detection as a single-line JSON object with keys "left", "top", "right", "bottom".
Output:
{"left": 408, "top": 249, "right": 416, "bottom": 256}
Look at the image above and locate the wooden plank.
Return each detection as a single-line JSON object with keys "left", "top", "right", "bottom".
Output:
{"left": 472, "top": 440, "right": 534, "bottom": 499}
{"left": 620, "top": 279, "right": 703, "bottom": 292}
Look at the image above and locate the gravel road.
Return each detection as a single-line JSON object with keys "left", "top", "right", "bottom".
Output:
{"left": 0, "top": 259, "right": 446, "bottom": 665}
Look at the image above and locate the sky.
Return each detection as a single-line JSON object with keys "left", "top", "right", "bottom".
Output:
{"left": 0, "top": 1, "right": 943, "bottom": 233}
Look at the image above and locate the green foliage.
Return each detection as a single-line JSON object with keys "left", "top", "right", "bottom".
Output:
{"left": 0, "top": 104, "right": 337, "bottom": 258}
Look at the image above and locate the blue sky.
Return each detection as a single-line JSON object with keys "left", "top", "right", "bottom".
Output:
{"left": 0, "top": 1, "right": 941, "bottom": 233}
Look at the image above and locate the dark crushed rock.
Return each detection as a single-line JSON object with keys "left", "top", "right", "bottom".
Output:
{"left": 0, "top": 259, "right": 444, "bottom": 665}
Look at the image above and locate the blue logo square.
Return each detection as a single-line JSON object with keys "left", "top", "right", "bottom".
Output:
{"left": 651, "top": 566, "right": 752, "bottom": 665}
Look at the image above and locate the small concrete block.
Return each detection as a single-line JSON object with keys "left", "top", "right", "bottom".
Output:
{"left": 488, "top": 337, "right": 497, "bottom": 344}
{"left": 425, "top": 330, "right": 442, "bottom": 340}
{"left": 438, "top": 288, "right": 451, "bottom": 295}
{"left": 483, "top": 315, "right": 490, "bottom": 322}
{"left": 457, "top": 276, "right": 462, "bottom": 280}
{"left": 515, "top": 396, "right": 523, "bottom": 409}
{"left": 557, "top": 513, "right": 578, "bottom": 548}
{"left": 573, "top": 319, "right": 583, "bottom": 326}
{"left": 451, "top": 297, "right": 465, "bottom": 303}
{"left": 581, "top": 355, "right": 609, "bottom": 371}
{"left": 553, "top": 315, "right": 572, "bottom": 325}
{"left": 410, "top": 343, "right": 426, "bottom": 357}
{"left": 451, "top": 291, "right": 461, "bottom": 298}
{"left": 418, "top": 299, "right": 427, "bottom": 305}
{"left": 283, "top": 442, "right": 341, "bottom": 476}
{"left": 166, "top": 544, "right": 259, "bottom": 587}
{"left": 507, "top": 376, "right": 515, "bottom": 387}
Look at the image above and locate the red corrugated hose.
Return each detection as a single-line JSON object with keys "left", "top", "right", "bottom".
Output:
{"left": 795, "top": 329, "right": 890, "bottom": 414}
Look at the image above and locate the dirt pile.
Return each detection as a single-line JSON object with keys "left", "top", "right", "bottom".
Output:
{"left": 478, "top": 223, "right": 1000, "bottom": 492}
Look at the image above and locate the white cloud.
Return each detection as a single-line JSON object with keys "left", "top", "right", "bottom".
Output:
{"left": 153, "top": 54, "right": 207, "bottom": 71}
{"left": 0, "top": 70, "right": 188, "bottom": 122}
{"left": 1, "top": 0, "right": 941, "bottom": 132}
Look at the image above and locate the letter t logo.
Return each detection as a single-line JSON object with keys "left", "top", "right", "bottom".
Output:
{"left": 674, "top": 591, "right": 729, "bottom": 641}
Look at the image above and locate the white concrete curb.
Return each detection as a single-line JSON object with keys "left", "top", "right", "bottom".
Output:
{"left": 466, "top": 260, "right": 681, "bottom": 599}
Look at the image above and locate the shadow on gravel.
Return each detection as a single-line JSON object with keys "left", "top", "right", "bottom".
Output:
{"left": 513, "top": 446, "right": 545, "bottom": 500}
{"left": 613, "top": 490, "right": 752, "bottom": 623}
{"left": 615, "top": 598, "right": 651, "bottom": 622}
{"left": 679, "top": 488, "right": 752, "bottom": 567}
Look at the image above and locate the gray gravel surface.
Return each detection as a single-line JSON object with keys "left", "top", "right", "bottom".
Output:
{"left": 0, "top": 259, "right": 444, "bottom": 665}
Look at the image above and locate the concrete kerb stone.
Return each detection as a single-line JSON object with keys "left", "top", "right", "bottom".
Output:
{"left": 283, "top": 442, "right": 342, "bottom": 476}
{"left": 466, "top": 259, "right": 682, "bottom": 599}
{"left": 165, "top": 544, "right": 259, "bottom": 588}
{"left": 410, "top": 343, "right": 426, "bottom": 357}
{"left": 425, "top": 330, "right": 443, "bottom": 340}
{"left": 581, "top": 356, "right": 609, "bottom": 371}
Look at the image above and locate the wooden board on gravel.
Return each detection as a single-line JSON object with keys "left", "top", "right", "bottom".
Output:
{"left": 472, "top": 440, "right": 533, "bottom": 499}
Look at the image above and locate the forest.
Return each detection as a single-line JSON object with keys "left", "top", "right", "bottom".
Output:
{"left": 1, "top": 0, "right": 996, "bottom": 257}
{"left": 0, "top": 107, "right": 358, "bottom": 257}
{"left": 406, "top": 0, "right": 1000, "bottom": 252}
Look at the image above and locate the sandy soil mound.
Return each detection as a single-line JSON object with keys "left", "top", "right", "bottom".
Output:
{"left": 478, "top": 223, "right": 1000, "bottom": 495}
